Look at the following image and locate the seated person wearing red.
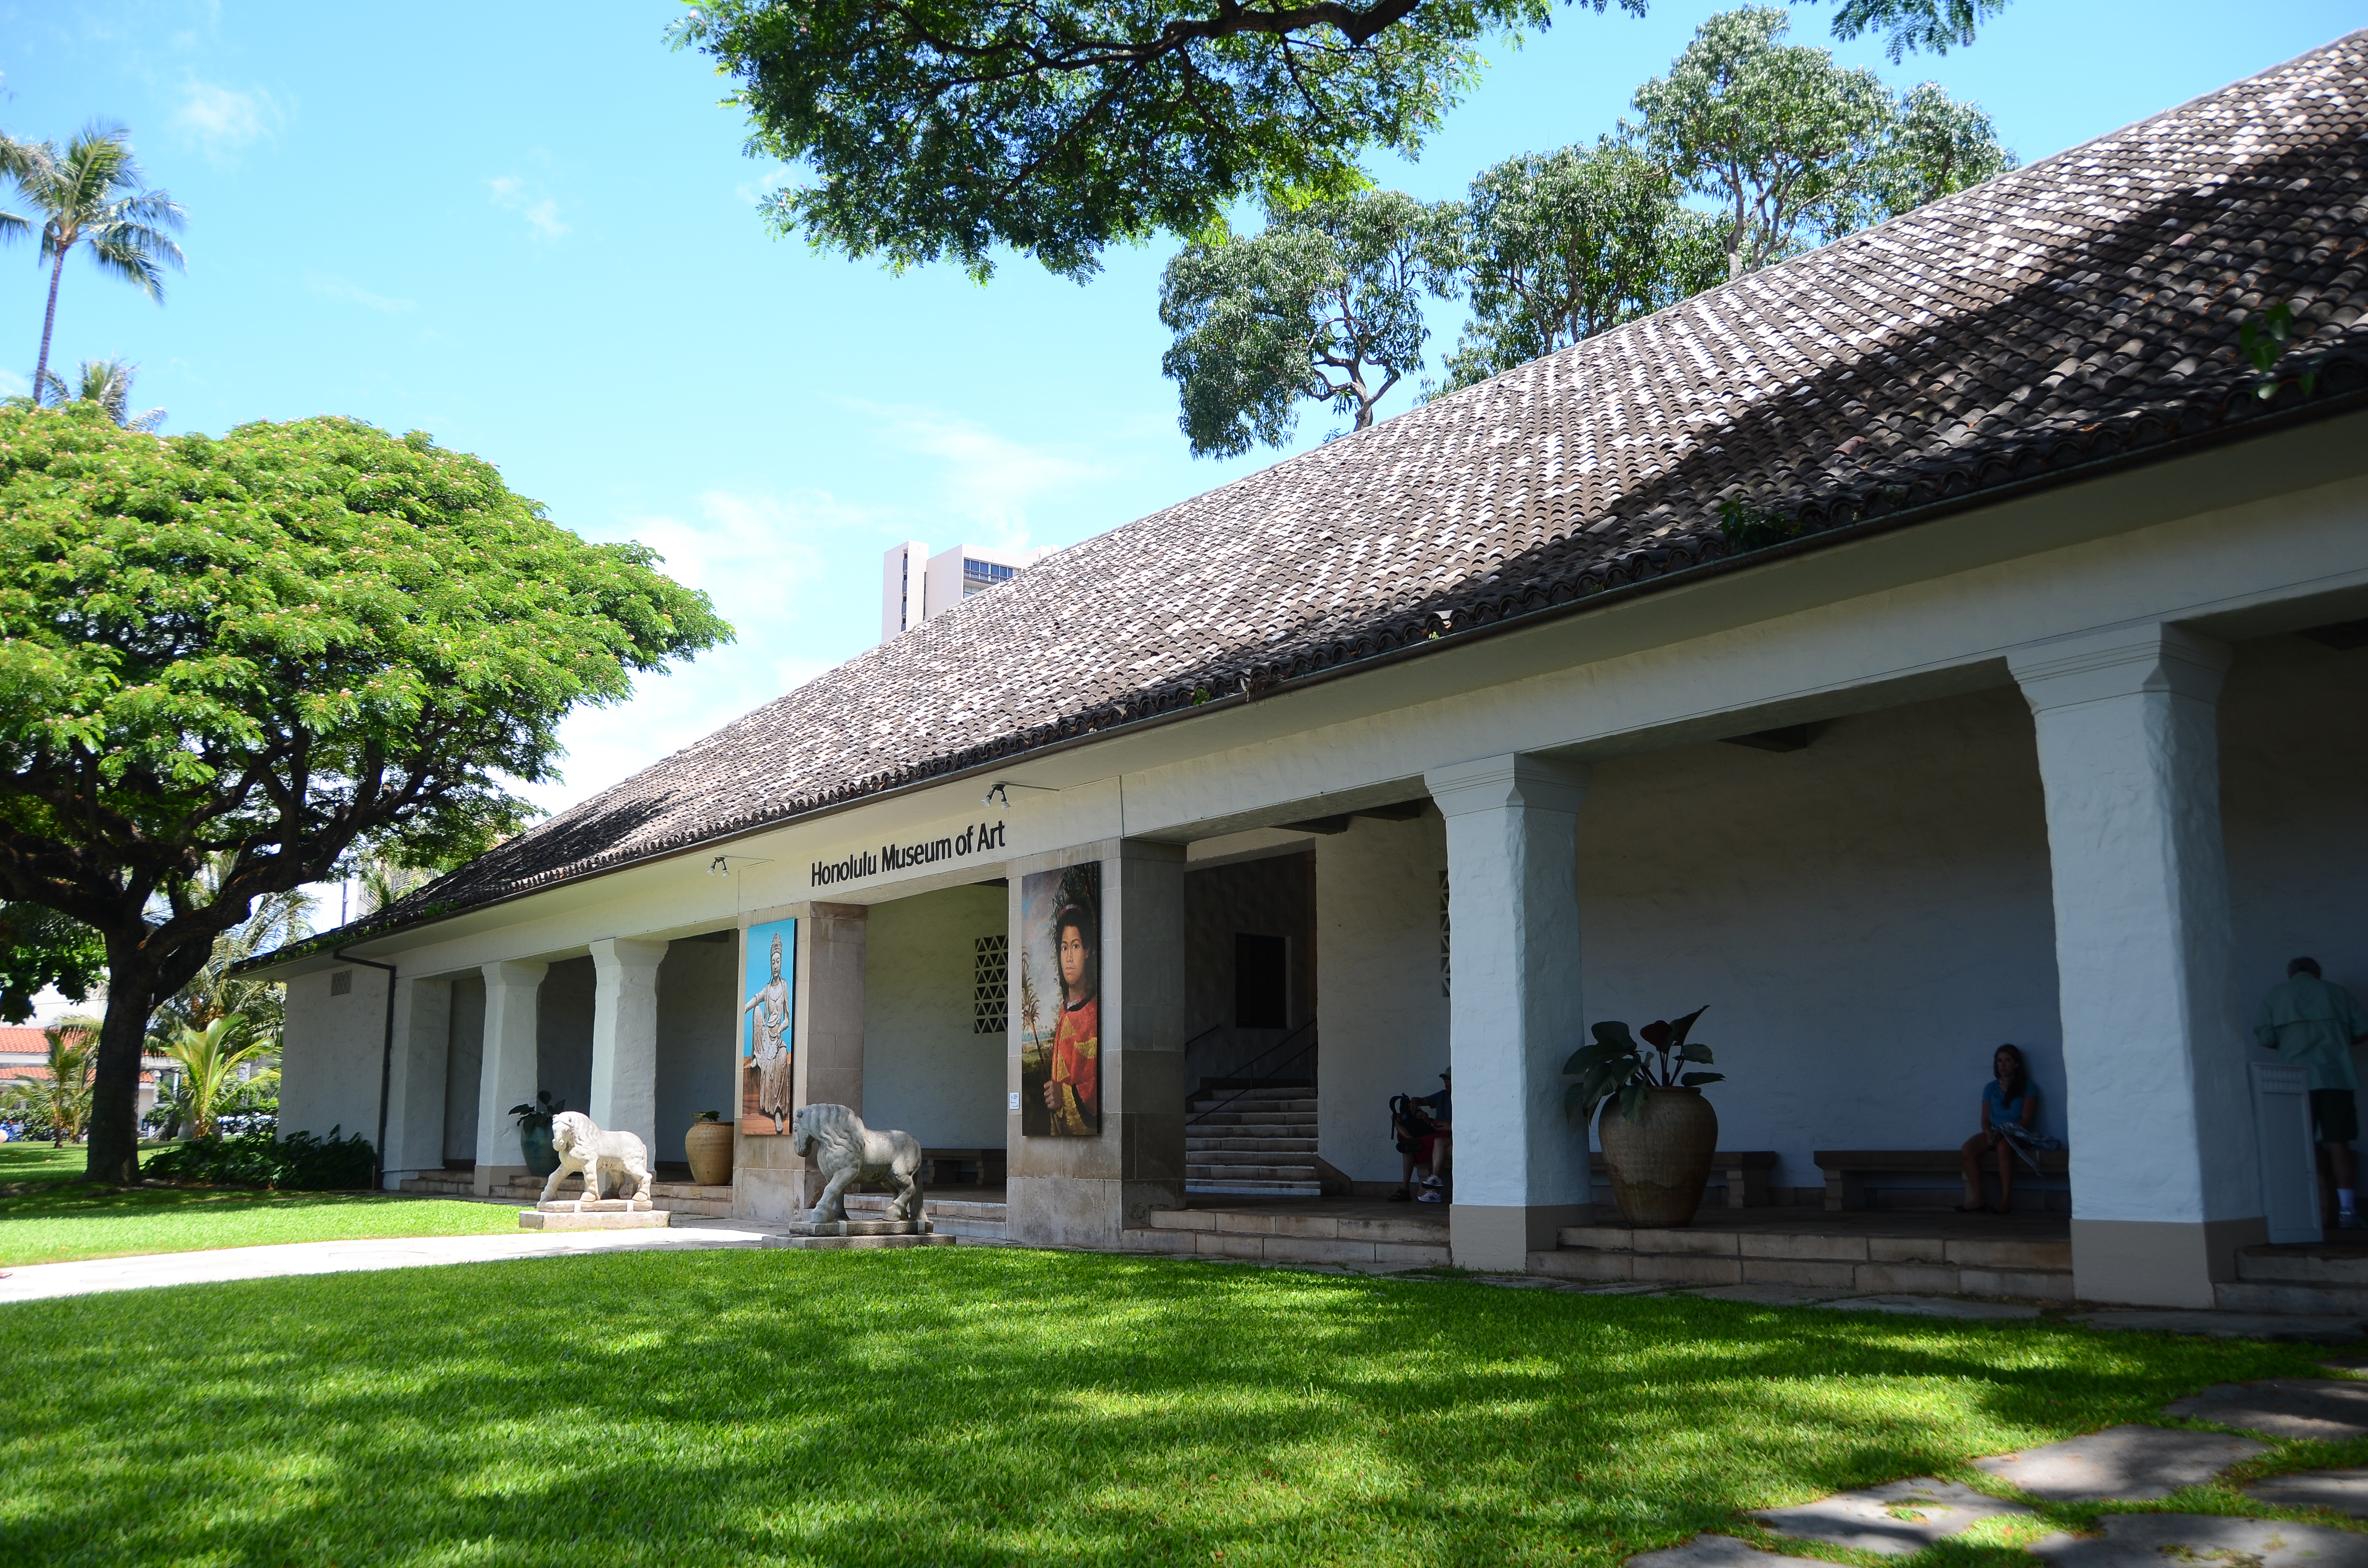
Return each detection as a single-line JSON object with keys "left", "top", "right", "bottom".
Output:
{"left": 1390, "top": 1071, "right": 1452, "bottom": 1203}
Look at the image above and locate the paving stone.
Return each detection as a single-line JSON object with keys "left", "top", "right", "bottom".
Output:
{"left": 2076, "top": 1311, "right": 2367, "bottom": 1344}
{"left": 1687, "top": 1284, "right": 1843, "bottom": 1307}
{"left": 2163, "top": 1379, "right": 2368, "bottom": 1441}
{"left": 1823, "top": 1295, "right": 2042, "bottom": 1320}
{"left": 1751, "top": 1477, "right": 2031, "bottom": 1555}
{"left": 2247, "top": 1469, "right": 2368, "bottom": 1516}
{"left": 1973, "top": 1424, "right": 2266, "bottom": 1501}
{"left": 2028, "top": 1513, "right": 2368, "bottom": 1568}
{"left": 1626, "top": 1534, "right": 1800, "bottom": 1568}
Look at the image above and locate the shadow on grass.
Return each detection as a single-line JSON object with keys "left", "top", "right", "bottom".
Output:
{"left": 0, "top": 1249, "right": 2353, "bottom": 1568}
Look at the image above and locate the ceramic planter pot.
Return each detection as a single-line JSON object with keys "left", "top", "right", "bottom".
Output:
{"left": 685, "top": 1118, "right": 735, "bottom": 1187}
{"left": 1598, "top": 1087, "right": 1718, "bottom": 1227}
{"left": 518, "top": 1121, "right": 559, "bottom": 1178}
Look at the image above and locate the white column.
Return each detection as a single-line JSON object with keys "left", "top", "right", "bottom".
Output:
{"left": 381, "top": 977, "right": 452, "bottom": 1189}
{"left": 1424, "top": 753, "right": 1591, "bottom": 1271}
{"left": 589, "top": 937, "right": 669, "bottom": 1155}
{"left": 2009, "top": 623, "right": 2262, "bottom": 1307}
{"left": 473, "top": 959, "right": 547, "bottom": 1196}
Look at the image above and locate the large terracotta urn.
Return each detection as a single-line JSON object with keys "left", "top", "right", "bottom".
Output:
{"left": 684, "top": 1114, "right": 735, "bottom": 1187}
{"left": 1598, "top": 1087, "right": 1718, "bottom": 1227}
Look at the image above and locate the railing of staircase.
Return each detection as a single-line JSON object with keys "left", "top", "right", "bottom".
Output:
{"left": 1185, "top": 1018, "right": 1318, "bottom": 1127}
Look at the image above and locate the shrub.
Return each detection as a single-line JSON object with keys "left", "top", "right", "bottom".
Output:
{"left": 144, "top": 1126, "right": 376, "bottom": 1190}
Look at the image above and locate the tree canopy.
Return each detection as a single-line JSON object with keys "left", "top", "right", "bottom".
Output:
{"left": 0, "top": 404, "right": 730, "bottom": 1182}
{"left": 672, "top": 0, "right": 2013, "bottom": 279}
{"left": 0, "top": 901, "right": 104, "bottom": 1023}
{"left": 1433, "top": 139, "right": 1722, "bottom": 393}
{"left": 1160, "top": 189, "right": 1443, "bottom": 457}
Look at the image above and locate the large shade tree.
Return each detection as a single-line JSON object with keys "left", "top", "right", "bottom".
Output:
{"left": 0, "top": 124, "right": 185, "bottom": 408}
{"left": 1433, "top": 138, "right": 1723, "bottom": 393}
{"left": 0, "top": 405, "right": 731, "bottom": 1184}
{"left": 670, "top": 0, "right": 2013, "bottom": 278}
{"left": 1159, "top": 188, "right": 1443, "bottom": 456}
{"left": 0, "top": 901, "right": 104, "bottom": 1023}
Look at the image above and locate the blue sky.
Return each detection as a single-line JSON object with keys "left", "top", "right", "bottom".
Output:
{"left": 3, "top": 0, "right": 2356, "bottom": 820}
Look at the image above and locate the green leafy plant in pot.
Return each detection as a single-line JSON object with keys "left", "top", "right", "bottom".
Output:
{"left": 509, "top": 1090, "right": 566, "bottom": 1178}
{"left": 1566, "top": 1007, "right": 1724, "bottom": 1227}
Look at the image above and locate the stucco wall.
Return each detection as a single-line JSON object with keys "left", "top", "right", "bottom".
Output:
{"left": 2223, "top": 632, "right": 2368, "bottom": 1084}
{"left": 654, "top": 933, "right": 738, "bottom": 1164}
{"left": 278, "top": 965, "right": 388, "bottom": 1146}
{"left": 537, "top": 956, "right": 595, "bottom": 1117}
{"left": 863, "top": 882, "right": 1007, "bottom": 1148}
{"left": 1184, "top": 851, "right": 1316, "bottom": 1093}
{"left": 443, "top": 973, "right": 485, "bottom": 1164}
{"left": 1317, "top": 812, "right": 1453, "bottom": 1182}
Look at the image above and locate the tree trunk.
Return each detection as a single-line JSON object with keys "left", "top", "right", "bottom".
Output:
{"left": 32, "top": 247, "right": 68, "bottom": 405}
{"left": 85, "top": 963, "right": 156, "bottom": 1185}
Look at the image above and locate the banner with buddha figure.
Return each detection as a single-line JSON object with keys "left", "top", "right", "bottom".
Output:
{"left": 740, "top": 918, "right": 796, "bottom": 1135}
{"left": 1018, "top": 862, "right": 1101, "bottom": 1137}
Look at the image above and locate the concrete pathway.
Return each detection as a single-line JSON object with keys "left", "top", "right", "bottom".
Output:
{"left": 1630, "top": 1375, "right": 2368, "bottom": 1568}
{"left": 0, "top": 1216, "right": 780, "bottom": 1305}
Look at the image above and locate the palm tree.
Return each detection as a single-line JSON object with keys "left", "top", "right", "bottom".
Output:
{"left": 1, "top": 124, "right": 185, "bottom": 409}
{"left": 157, "top": 1017, "right": 279, "bottom": 1139}
{"left": 0, "top": 1017, "right": 101, "bottom": 1147}
{"left": 37, "top": 355, "right": 164, "bottom": 431}
{"left": 148, "top": 859, "right": 312, "bottom": 1051}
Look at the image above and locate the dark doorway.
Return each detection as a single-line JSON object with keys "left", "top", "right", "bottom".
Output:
{"left": 1234, "top": 934, "right": 1288, "bottom": 1028}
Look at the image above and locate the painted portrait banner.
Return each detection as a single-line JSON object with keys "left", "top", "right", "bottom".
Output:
{"left": 740, "top": 918, "right": 797, "bottom": 1135}
{"left": 1019, "top": 862, "right": 1101, "bottom": 1137}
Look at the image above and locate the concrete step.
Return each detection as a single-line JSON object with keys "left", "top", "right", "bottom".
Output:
{"left": 1185, "top": 1137, "right": 1319, "bottom": 1153}
{"left": 2236, "top": 1247, "right": 2368, "bottom": 1286}
{"left": 844, "top": 1192, "right": 1009, "bottom": 1241}
{"left": 398, "top": 1174, "right": 477, "bottom": 1198}
{"left": 1545, "top": 1223, "right": 2075, "bottom": 1302}
{"left": 2214, "top": 1279, "right": 2368, "bottom": 1317}
{"left": 1185, "top": 1112, "right": 1318, "bottom": 1129}
{"left": 1185, "top": 1180, "right": 1324, "bottom": 1197}
{"left": 1186, "top": 1163, "right": 1318, "bottom": 1182}
{"left": 1186, "top": 1147, "right": 1319, "bottom": 1165}
{"left": 1189, "top": 1100, "right": 1318, "bottom": 1116}
{"left": 1122, "top": 1231, "right": 1440, "bottom": 1279}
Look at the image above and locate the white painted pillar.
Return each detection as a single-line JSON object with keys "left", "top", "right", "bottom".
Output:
{"left": 2009, "top": 624, "right": 2263, "bottom": 1307}
{"left": 1424, "top": 753, "right": 1591, "bottom": 1272}
{"left": 589, "top": 937, "right": 669, "bottom": 1155}
{"left": 472, "top": 959, "right": 548, "bottom": 1196}
{"left": 381, "top": 977, "right": 453, "bottom": 1189}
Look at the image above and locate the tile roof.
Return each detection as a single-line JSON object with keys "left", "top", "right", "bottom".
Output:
{"left": 355, "top": 30, "right": 2368, "bottom": 938}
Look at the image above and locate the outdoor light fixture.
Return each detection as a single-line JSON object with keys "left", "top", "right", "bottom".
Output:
{"left": 706, "top": 854, "right": 771, "bottom": 876}
{"left": 983, "top": 780, "right": 1058, "bottom": 810}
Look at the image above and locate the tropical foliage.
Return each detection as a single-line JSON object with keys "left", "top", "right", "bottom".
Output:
{"left": 0, "top": 123, "right": 185, "bottom": 409}
{"left": 0, "top": 404, "right": 731, "bottom": 1184}
{"left": 153, "top": 1016, "right": 280, "bottom": 1139}
{"left": 0, "top": 1017, "right": 100, "bottom": 1145}
{"left": 672, "top": 0, "right": 2012, "bottom": 279}
{"left": 1564, "top": 1006, "right": 1723, "bottom": 1124}
{"left": 0, "top": 902, "right": 104, "bottom": 1024}
{"left": 34, "top": 355, "right": 165, "bottom": 431}
{"left": 142, "top": 1126, "right": 377, "bottom": 1190}
{"left": 1159, "top": 189, "right": 1444, "bottom": 457}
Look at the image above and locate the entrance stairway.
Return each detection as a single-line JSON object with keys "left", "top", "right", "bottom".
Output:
{"left": 1185, "top": 1085, "right": 1322, "bottom": 1197}
{"left": 1533, "top": 1215, "right": 2077, "bottom": 1302}
{"left": 1123, "top": 1202, "right": 1449, "bottom": 1269}
{"left": 2217, "top": 1243, "right": 2368, "bottom": 1316}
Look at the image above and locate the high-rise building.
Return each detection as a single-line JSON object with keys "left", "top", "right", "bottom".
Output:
{"left": 881, "top": 542, "right": 1052, "bottom": 642}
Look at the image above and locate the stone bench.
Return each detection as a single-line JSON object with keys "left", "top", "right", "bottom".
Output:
{"left": 1591, "top": 1150, "right": 1777, "bottom": 1208}
{"left": 1815, "top": 1148, "right": 2069, "bottom": 1211}
{"left": 922, "top": 1147, "right": 1006, "bottom": 1188}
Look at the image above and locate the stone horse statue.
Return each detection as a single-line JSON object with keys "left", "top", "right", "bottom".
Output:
{"left": 789, "top": 1102, "right": 925, "bottom": 1223}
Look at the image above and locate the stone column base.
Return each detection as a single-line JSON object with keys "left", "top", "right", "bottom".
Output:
{"left": 1452, "top": 1201, "right": 1593, "bottom": 1273}
{"left": 1007, "top": 1175, "right": 1186, "bottom": 1249}
{"left": 2072, "top": 1215, "right": 2267, "bottom": 1307}
{"left": 473, "top": 1163, "right": 527, "bottom": 1198}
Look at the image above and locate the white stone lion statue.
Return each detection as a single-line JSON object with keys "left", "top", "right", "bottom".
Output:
{"left": 789, "top": 1102, "right": 924, "bottom": 1222}
{"left": 540, "top": 1111, "right": 655, "bottom": 1208}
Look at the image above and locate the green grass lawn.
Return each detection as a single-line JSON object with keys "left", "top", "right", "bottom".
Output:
{"left": 2, "top": 1247, "right": 2361, "bottom": 1567}
{"left": 0, "top": 1142, "right": 518, "bottom": 1266}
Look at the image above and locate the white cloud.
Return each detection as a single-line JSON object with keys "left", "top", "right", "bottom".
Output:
{"left": 487, "top": 175, "right": 569, "bottom": 240}
{"left": 171, "top": 81, "right": 287, "bottom": 160}
{"left": 0, "top": 368, "right": 24, "bottom": 398}
{"left": 856, "top": 402, "right": 1108, "bottom": 548}
{"left": 734, "top": 161, "right": 794, "bottom": 206}
{"left": 305, "top": 273, "right": 415, "bottom": 313}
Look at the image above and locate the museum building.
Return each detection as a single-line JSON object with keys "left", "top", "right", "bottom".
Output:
{"left": 254, "top": 35, "right": 2368, "bottom": 1310}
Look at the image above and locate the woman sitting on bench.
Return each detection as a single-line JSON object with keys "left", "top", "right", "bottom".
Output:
{"left": 1960, "top": 1044, "right": 2037, "bottom": 1213}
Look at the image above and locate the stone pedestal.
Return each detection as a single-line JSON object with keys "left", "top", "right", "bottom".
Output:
{"left": 518, "top": 1200, "right": 670, "bottom": 1232}
{"left": 780, "top": 1213, "right": 933, "bottom": 1237}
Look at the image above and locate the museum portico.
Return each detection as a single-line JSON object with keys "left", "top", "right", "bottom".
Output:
{"left": 258, "top": 37, "right": 2368, "bottom": 1310}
